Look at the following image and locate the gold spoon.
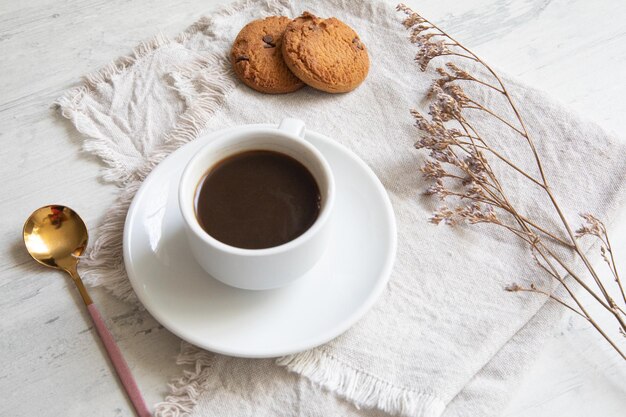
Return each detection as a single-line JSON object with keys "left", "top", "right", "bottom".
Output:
{"left": 23, "top": 205, "right": 151, "bottom": 417}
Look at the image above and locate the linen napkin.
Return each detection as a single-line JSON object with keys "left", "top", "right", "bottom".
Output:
{"left": 57, "top": 0, "right": 626, "bottom": 416}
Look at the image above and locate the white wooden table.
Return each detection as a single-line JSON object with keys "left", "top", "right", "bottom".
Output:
{"left": 1, "top": 0, "right": 624, "bottom": 415}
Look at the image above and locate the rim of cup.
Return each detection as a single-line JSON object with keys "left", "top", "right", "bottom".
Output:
{"left": 178, "top": 127, "right": 335, "bottom": 257}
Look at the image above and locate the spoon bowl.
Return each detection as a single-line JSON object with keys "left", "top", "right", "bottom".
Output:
{"left": 23, "top": 205, "right": 88, "bottom": 271}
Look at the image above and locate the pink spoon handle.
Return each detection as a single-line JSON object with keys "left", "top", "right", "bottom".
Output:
{"left": 87, "top": 303, "right": 152, "bottom": 417}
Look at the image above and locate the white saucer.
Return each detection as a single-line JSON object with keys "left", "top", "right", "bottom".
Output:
{"left": 123, "top": 124, "right": 397, "bottom": 358}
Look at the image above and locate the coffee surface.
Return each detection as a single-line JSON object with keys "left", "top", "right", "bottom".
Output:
{"left": 195, "top": 150, "right": 321, "bottom": 249}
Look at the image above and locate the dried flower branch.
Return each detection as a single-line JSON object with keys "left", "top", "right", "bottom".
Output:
{"left": 576, "top": 213, "right": 626, "bottom": 305}
{"left": 398, "top": 3, "right": 626, "bottom": 358}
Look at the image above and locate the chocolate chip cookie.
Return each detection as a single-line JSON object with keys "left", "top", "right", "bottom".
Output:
{"left": 282, "top": 12, "right": 369, "bottom": 93}
{"left": 231, "top": 16, "right": 305, "bottom": 94}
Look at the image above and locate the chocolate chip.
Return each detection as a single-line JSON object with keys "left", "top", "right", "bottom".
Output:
{"left": 235, "top": 54, "right": 249, "bottom": 63}
{"left": 262, "top": 34, "right": 276, "bottom": 48}
{"left": 352, "top": 38, "right": 364, "bottom": 50}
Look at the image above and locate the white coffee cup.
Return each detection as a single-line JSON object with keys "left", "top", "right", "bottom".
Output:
{"left": 178, "top": 118, "right": 335, "bottom": 290}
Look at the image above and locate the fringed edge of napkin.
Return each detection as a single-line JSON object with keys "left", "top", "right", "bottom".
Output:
{"left": 154, "top": 341, "right": 446, "bottom": 417}
{"left": 278, "top": 350, "right": 446, "bottom": 417}
{"left": 56, "top": 22, "right": 235, "bottom": 302}
{"left": 155, "top": 342, "right": 216, "bottom": 417}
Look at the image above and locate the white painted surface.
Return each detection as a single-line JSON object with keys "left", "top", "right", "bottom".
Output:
{"left": 0, "top": 0, "right": 624, "bottom": 416}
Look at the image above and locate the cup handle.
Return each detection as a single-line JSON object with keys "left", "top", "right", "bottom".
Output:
{"left": 278, "top": 118, "right": 306, "bottom": 138}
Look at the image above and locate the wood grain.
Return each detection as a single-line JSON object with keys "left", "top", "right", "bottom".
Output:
{"left": 1, "top": 0, "right": 624, "bottom": 416}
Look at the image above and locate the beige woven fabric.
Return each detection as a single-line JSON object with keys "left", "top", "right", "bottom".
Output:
{"left": 58, "top": 0, "right": 626, "bottom": 416}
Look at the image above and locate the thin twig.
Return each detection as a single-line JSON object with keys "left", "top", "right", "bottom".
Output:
{"left": 458, "top": 117, "right": 546, "bottom": 188}
{"left": 459, "top": 77, "right": 505, "bottom": 94}
{"left": 516, "top": 214, "right": 573, "bottom": 248}
{"left": 465, "top": 100, "right": 526, "bottom": 137}
{"left": 442, "top": 52, "right": 479, "bottom": 61}
{"left": 513, "top": 286, "right": 586, "bottom": 319}
{"left": 604, "top": 230, "right": 626, "bottom": 304}
{"left": 533, "top": 246, "right": 626, "bottom": 359}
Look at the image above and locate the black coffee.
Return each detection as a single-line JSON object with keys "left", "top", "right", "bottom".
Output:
{"left": 195, "top": 150, "right": 321, "bottom": 249}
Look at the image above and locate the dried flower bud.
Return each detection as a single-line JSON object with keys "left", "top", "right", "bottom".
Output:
{"left": 445, "top": 63, "right": 472, "bottom": 80}
{"left": 415, "top": 40, "right": 449, "bottom": 71}
{"left": 444, "top": 84, "right": 470, "bottom": 106}
{"left": 397, "top": 3, "right": 427, "bottom": 27}
{"left": 430, "top": 206, "right": 456, "bottom": 226}
{"left": 429, "top": 84, "right": 462, "bottom": 121}
{"left": 575, "top": 213, "right": 605, "bottom": 238}
{"left": 421, "top": 160, "right": 446, "bottom": 179}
